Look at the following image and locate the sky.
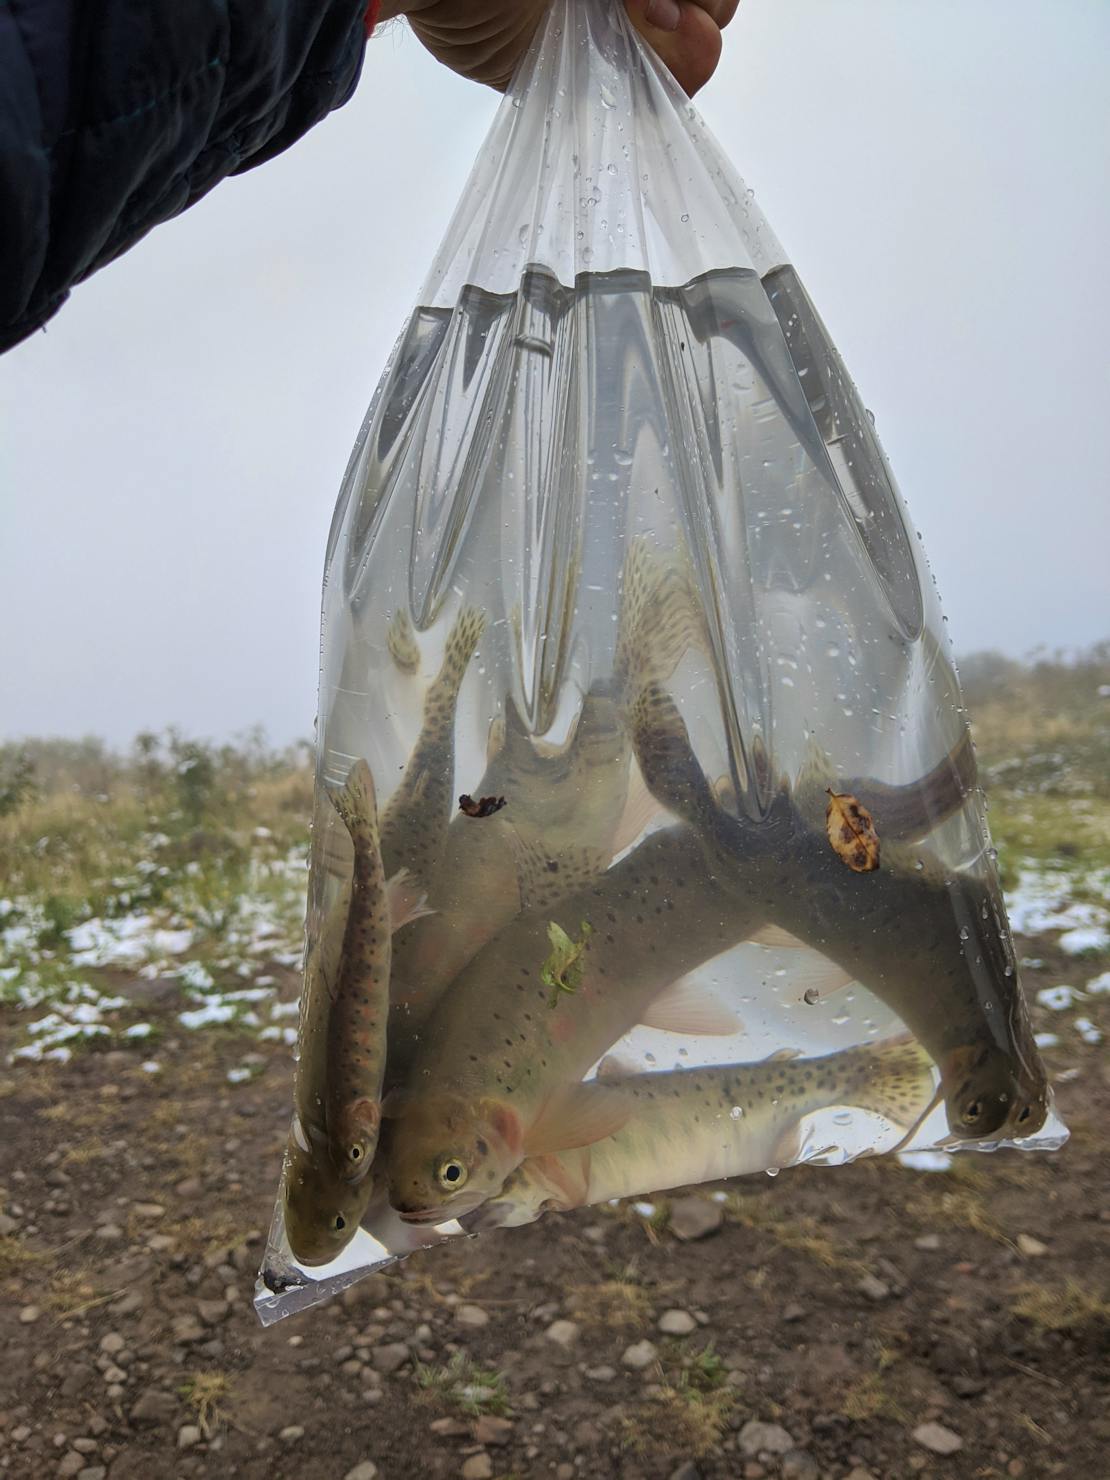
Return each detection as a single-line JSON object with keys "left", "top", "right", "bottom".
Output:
{"left": 1, "top": 0, "right": 1107, "bottom": 747}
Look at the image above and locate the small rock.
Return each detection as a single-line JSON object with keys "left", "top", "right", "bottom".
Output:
{"left": 738, "top": 1420, "right": 796, "bottom": 1457}
{"left": 278, "top": 1425, "right": 305, "bottom": 1442}
{"left": 545, "top": 1319, "right": 580, "bottom": 1349}
{"left": 914, "top": 1233, "right": 941, "bottom": 1251}
{"left": 343, "top": 1465, "right": 379, "bottom": 1480}
{"left": 76, "top": 1469, "right": 107, "bottom": 1480}
{"left": 132, "top": 1202, "right": 165, "bottom": 1218}
{"left": 658, "top": 1309, "right": 697, "bottom": 1336}
{"left": 171, "top": 1316, "right": 205, "bottom": 1345}
{"left": 781, "top": 1451, "right": 819, "bottom": 1480}
{"left": 371, "top": 1343, "right": 410, "bottom": 1375}
{"left": 130, "top": 1388, "right": 178, "bottom": 1426}
{"left": 782, "top": 1303, "right": 806, "bottom": 1323}
{"left": 94, "top": 1224, "right": 123, "bottom": 1242}
{"left": 99, "top": 1333, "right": 125, "bottom": 1355}
{"left": 13, "top": 1425, "right": 32, "bottom": 1442}
{"left": 670, "top": 1463, "right": 701, "bottom": 1480}
{"left": 668, "top": 1196, "right": 723, "bottom": 1241}
{"left": 857, "top": 1273, "right": 890, "bottom": 1302}
{"left": 621, "top": 1339, "right": 657, "bottom": 1370}
{"left": 0, "top": 1212, "right": 19, "bottom": 1235}
{"left": 461, "top": 1455, "right": 493, "bottom": 1480}
{"left": 177, "top": 1426, "right": 202, "bottom": 1450}
{"left": 19, "top": 1305, "right": 41, "bottom": 1325}
{"left": 196, "top": 1299, "right": 229, "bottom": 1327}
{"left": 175, "top": 1177, "right": 203, "bottom": 1198}
{"left": 472, "top": 1415, "right": 513, "bottom": 1446}
{"left": 429, "top": 1418, "right": 470, "bottom": 1437}
{"left": 912, "top": 1421, "right": 963, "bottom": 1455}
{"left": 1017, "top": 1233, "right": 1048, "bottom": 1257}
{"left": 455, "top": 1304, "right": 489, "bottom": 1328}
{"left": 556, "top": 1467, "right": 574, "bottom": 1480}
{"left": 951, "top": 1374, "right": 986, "bottom": 1398}
{"left": 844, "top": 1470, "right": 877, "bottom": 1480}
{"left": 57, "top": 1453, "right": 85, "bottom": 1478}
{"left": 584, "top": 1364, "right": 616, "bottom": 1382}
{"left": 72, "top": 1441, "right": 98, "bottom": 1455}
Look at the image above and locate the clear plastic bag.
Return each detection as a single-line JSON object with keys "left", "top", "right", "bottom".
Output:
{"left": 255, "top": 0, "right": 1064, "bottom": 1325}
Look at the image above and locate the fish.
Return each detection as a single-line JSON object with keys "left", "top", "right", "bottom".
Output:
{"left": 382, "top": 822, "right": 761, "bottom": 1226}
{"left": 325, "top": 759, "right": 432, "bottom": 1181}
{"left": 629, "top": 682, "right": 1048, "bottom": 1143}
{"left": 462, "top": 1034, "right": 936, "bottom": 1230}
{"left": 384, "top": 540, "right": 704, "bottom": 1063}
{"left": 379, "top": 605, "right": 486, "bottom": 892}
{"left": 387, "top": 608, "right": 421, "bottom": 674}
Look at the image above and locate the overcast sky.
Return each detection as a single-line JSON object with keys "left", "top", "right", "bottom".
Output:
{"left": 1, "top": 0, "right": 1107, "bottom": 747}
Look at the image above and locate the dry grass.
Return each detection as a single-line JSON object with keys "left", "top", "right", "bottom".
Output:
{"left": 626, "top": 1378, "right": 733, "bottom": 1459}
{"left": 906, "top": 1183, "right": 1015, "bottom": 1249}
{"left": 569, "top": 1278, "right": 652, "bottom": 1331}
{"left": 0, "top": 1234, "right": 41, "bottom": 1281}
{"left": 181, "top": 1370, "right": 232, "bottom": 1437}
{"left": 1011, "top": 1280, "right": 1110, "bottom": 1331}
{"left": 725, "top": 1192, "right": 864, "bottom": 1273}
{"left": 414, "top": 1353, "right": 509, "bottom": 1416}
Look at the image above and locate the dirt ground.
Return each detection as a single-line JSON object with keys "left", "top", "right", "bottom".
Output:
{"left": 1, "top": 930, "right": 1107, "bottom": 1480}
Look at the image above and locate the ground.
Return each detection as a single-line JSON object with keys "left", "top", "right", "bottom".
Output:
{"left": 1, "top": 657, "right": 1108, "bottom": 1480}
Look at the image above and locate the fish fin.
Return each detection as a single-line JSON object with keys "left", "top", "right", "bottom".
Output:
{"left": 639, "top": 975, "right": 742, "bottom": 1036}
{"left": 329, "top": 758, "right": 378, "bottom": 836}
{"left": 615, "top": 541, "right": 705, "bottom": 695}
{"left": 749, "top": 923, "right": 807, "bottom": 950}
{"left": 850, "top": 1037, "right": 938, "bottom": 1132}
{"left": 524, "top": 1082, "right": 631, "bottom": 1157}
{"left": 608, "top": 765, "right": 662, "bottom": 857}
{"left": 596, "top": 1052, "right": 639, "bottom": 1081}
{"left": 770, "top": 1119, "right": 805, "bottom": 1171}
{"left": 386, "top": 868, "right": 435, "bottom": 932}
{"left": 387, "top": 609, "right": 421, "bottom": 674}
{"left": 764, "top": 1047, "right": 804, "bottom": 1062}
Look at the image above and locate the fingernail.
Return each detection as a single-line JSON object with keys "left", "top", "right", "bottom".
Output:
{"left": 645, "top": 0, "right": 682, "bottom": 32}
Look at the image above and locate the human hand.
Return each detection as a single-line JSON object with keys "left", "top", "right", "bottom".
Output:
{"left": 376, "top": 1, "right": 737, "bottom": 96}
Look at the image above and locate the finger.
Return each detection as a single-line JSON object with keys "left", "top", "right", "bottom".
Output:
{"left": 626, "top": 0, "right": 725, "bottom": 97}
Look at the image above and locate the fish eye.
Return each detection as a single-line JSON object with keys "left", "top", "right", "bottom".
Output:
{"left": 963, "top": 1100, "right": 982, "bottom": 1123}
{"left": 436, "top": 1159, "right": 468, "bottom": 1191}
{"left": 349, "top": 1145, "right": 362, "bottom": 1163}
{"left": 334, "top": 1214, "right": 346, "bottom": 1232}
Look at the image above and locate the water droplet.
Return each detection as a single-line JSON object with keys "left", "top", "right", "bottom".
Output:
{"left": 914, "top": 859, "right": 925, "bottom": 872}
{"left": 766, "top": 1166, "right": 780, "bottom": 1178}
{"left": 606, "top": 162, "right": 617, "bottom": 175}
{"left": 680, "top": 213, "right": 690, "bottom": 223}
{"left": 825, "top": 642, "right": 841, "bottom": 658}
{"left": 730, "top": 1105, "right": 744, "bottom": 1121}
{"left": 833, "top": 1111, "right": 853, "bottom": 1126}
{"left": 644, "top": 1052, "right": 656, "bottom": 1065}
{"left": 803, "top": 987, "right": 820, "bottom": 1006}
{"left": 959, "top": 926, "right": 970, "bottom": 941}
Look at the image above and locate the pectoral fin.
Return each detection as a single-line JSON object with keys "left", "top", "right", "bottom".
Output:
{"left": 524, "top": 1083, "right": 631, "bottom": 1157}
{"left": 639, "top": 975, "right": 743, "bottom": 1036}
{"left": 386, "top": 868, "right": 435, "bottom": 932}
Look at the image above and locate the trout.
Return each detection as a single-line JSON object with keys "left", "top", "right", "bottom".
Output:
{"left": 463, "top": 1035, "right": 936, "bottom": 1230}
{"left": 383, "top": 823, "right": 762, "bottom": 1225}
{"left": 629, "top": 682, "right": 1048, "bottom": 1143}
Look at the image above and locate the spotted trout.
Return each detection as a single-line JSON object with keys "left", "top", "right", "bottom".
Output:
{"left": 629, "top": 682, "right": 1049, "bottom": 1143}
{"left": 383, "top": 823, "right": 763, "bottom": 1225}
{"left": 463, "top": 1034, "right": 936, "bottom": 1230}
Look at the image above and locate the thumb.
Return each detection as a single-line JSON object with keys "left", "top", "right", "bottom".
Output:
{"left": 624, "top": 0, "right": 725, "bottom": 97}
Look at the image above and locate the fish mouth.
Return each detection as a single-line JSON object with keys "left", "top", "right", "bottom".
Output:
{"left": 397, "top": 1207, "right": 454, "bottom": 1227}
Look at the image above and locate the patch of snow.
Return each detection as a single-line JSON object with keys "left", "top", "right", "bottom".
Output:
{"left": 179, "top": 1001, "right": 236, "bottom": 1030}
{"left": 227, "top": 1067, "right": 252, "bottom": 1084}
{"left": 1058, "top": 925, "right": 1110, "bottom": 956}
{"left": 1086, "top": 971, "right": 1110, "bottom": 995}
{"left": 269, "top": 1001, "right": 300, "bottom": 1019}
{"left": 632, "top": 1201, "right": 656, "bottom": 1218}
{"left": 1006, "top": 867, "right": 1110, "bottom": 937}
{"left": 140, "top": 1060, "right": 162, "bottom": 1073}
{"left": 1036, "top": 985, "right": 1081, "bottom": 1011}
{"left": 124, "top": 1023, "right": 153, "bottom": 1039}
{"left": 1074, "top": 1017, "right": 1103, "bottom": 1045}
{"left": 1034, "top": 1033, "right": 1060, "bottom": 1049}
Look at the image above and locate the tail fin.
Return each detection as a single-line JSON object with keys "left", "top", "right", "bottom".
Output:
{"left": 329, "top": 759, "right": 379, "bottom": 841}
{"left": 387, "top": 609, "right": 421, "bottom": 675}
{"left": 614, "top": 540, "right": 706, "bottom": 697}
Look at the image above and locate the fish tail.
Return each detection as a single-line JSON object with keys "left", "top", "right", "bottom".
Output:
{"left": 845, "top": 1035, "right": 937, "bottom": 1131}
{"left": 629, "top": 682, "right": 719, "bottom": 831}
{"left": 438, "top": 606, "right": 486, "bottom": 693}
{"left": 615, "top": 540, "right": 706, "bottom": 697}
{"left": 329, "top": 759, "right": 379, "bottom": 844}
{"left": 387, "top": 609, "right": 421, "bottom": 674}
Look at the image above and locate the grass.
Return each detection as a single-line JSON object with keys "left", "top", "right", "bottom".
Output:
{"left": 724, "top": 1190, "right": 865, "bottom": 1273}
{"left": 1011, "top": 1280, "right": 1110, "bottom": 1331}
{"left": 0, "top": 1234, "right": 41, "bottom": 1280}
{"left": 181, "top": 1370, "right": 232, "bottom": 1437}
{"left": 569, "top": 1278, "right": 652, "bottom": 1331}
{"left": 414, "top": 1352, "right": 510, "bottom": 1417}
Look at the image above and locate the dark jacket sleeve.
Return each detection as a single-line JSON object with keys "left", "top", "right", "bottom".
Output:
{"left": 0, "top": 0, "right": 369, "bottom": 353}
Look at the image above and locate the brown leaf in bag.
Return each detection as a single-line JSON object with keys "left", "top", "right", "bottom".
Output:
{"left": 825, "top": 789, "right": 880, "bottom": 872}
{"left": 459, "top": 793, "right": 507, "bottom": 819}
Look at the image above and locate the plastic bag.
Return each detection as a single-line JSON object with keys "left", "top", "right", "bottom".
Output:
{"left": 255, "top": 0, "right": 1064, "bottom": 1324}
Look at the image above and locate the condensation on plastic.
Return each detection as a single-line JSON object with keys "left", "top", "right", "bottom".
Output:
{"left": 255, "top": 0, "right": 1065, "bottom": 1326}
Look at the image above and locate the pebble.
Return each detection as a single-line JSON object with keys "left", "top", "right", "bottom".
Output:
{"left": 371, "top": 1343, "right": 410, "bottom": 1375}
{"left": 780, "top": 1451, "right": 819, "bottom": 1480}
{"left": 668, "top": 1196, "right": 723, "bottom": 1241}
{"left": 912, "top": 1421, "right": 963, "bottom": 1455}
{"left": 658, "top": 1309, "right": 696, "bottom": 1336}
{"left": 556, "top": 1467, "right": 575, "bottom": 1480}
{"left": 175, "top": 1177, "right": 203, "bottom": 1198}
{"left": 584, "top": 1365, "right": 616, "bottom": 1382}
{"left": 177, "top": 1426, "right": 202, "bottom": 1450}
{"left": 737, "top": 1420, "right": 796, "bottom": 1457}
{"left": 472, "top": 1415, "right": 513, "bottom": 1446}
{"left": 844, "top": 1470, "right": 877, "bottom": 1480}
{"left": 99, "top": 1333, "right": 125, "bottom": 1355}
{"left": 429, "top": 1418, "right": 470, "bottom": 1437}
{"left": 914, "top": 1234, "right": 941, "bottom": 1251}
{"left": 94, "top": 1224, "right": 123, "bottom": 1242}
{"left": 19, "top": 1305, "right": 41, "bottom": 1325}
{"left": 57, "top": 1453, "right": 85, "bottom": 1478}
{"left": 13, "top": 1426, "right": 32, "bottom": 1442}
{"left": 0, "top": 1213, "right": 19, "bottom": 1235}
{"left": 132, "top": 1202, "right": 165, "bottom": 1218}
{"left": 782, "top": 1303, "right": 806, "bottom": 1323}
{"left": 455, "top": 1304, "right": 489, "bottom": 1329}
{"left": 130, "top": 1388, "right": 178, "bottom": 1425}
{"left": 77, "top": 1469, "right": 106, "bottom": 1480}
{"left": 197, "top": 1300, "right": 229, "bottom": 1326}
{"left": 343, "top": 1465, "right": 379, "bottom": 1480}
{"left": 545, "top": 1319, "right": 580, "bottom": 1349}
{"left": 278, "top": 1425, "right": 305, "bottom": 1442}
{"left": 857, "top": 1273, "right": 890, "bottom": 1302}
{"left": 461, "top": 1455, "right": 493, "bottom": 1480}
{"left": 621, "top": 1340, "right": 657, "bottom": 1370}
{"left": 72, "top": 1441, "right": 98, "bottom": 1455}
{"left": 1017, "top": 1233, "right": 1048, "bottom": 1257}
{"left": 670, "top": 1463, "right": 701, "bottom": 1480}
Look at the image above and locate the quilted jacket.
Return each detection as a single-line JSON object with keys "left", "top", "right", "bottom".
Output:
{"left": 0, "top": 0, "right": 370, "bottom": 353}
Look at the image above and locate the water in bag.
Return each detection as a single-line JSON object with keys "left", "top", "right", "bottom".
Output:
{"left": 256, "top": 0, "right": 1064, "bottom": 1322}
